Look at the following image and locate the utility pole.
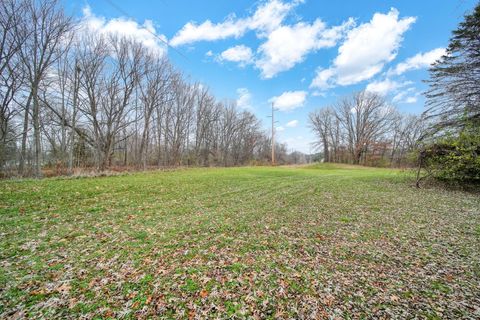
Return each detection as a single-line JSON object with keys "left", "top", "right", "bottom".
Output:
{"left": 269, "top": 103, "right": 277, "bottom": 165}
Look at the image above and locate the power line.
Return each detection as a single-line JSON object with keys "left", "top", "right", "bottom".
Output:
{"left": 101, "top": 0, "right": 189, "bottom": 61}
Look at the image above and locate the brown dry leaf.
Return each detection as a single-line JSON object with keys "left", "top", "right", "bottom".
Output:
{"left": 56, "top": 283, "right": 71, "bottom": 294}
{"left": 104, "top": 309, "right": 114, "bottom": 318}
{"left": 68, "top": 298, "right": 77, "bottom": 309}
{"left": 30, "top": 289, "right": 46, "bottom": 295}
{"left": 316, "top": 233, "right": 327, "bottom": 241}
{"left": 143, "top": 257, "right": 152, "bottom": 264}
{"left": 323, "top": 294, "right": 335, "bottom": 307}
{"left": 199, "top": 290, "right": 208, "bottom": 298}
{"left": 278, "top": 279, "right": 288, "bottom": 288}
{"left": 88, "top": 279, "right": 97, "bottom": 288}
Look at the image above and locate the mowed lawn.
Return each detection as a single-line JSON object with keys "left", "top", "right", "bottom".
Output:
{"left": 1, "top": 165, "right": 479, "bottom": 319}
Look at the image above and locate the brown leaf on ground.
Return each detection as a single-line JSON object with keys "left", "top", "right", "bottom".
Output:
{"left": 199, "top": 290, "right": 208, "bottom": 298}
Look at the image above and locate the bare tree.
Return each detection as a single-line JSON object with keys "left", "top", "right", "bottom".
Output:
{"left": 389, "top": 113, "right": 424, "bottom": 166}
{"left": 309, "top": 91, "right": 407, "bottom": 166}
{"left": 163, "top": 77, "right": 196, "bottom": 166}
{"left": 17, "top": 0, "right": 74, "bottom": 177}
{"left": 137, "top": 55, "right": 172, "bottom": 169}
{"left": 309, "top": 107, "right": 335, "bottom": 162}
{"left": 0, "top": 0, "right": 28, "bottom": 170}
{"left": 0, "top": 0, "right": 300, "bottom": 177}
{"left": 193, "top": 87, "right": 221, "bottom": 166}
{"left": 78, "top": 34, "right": 146, "bottom": 170}
{"left": 335, "top": 91, "right": 395, "bottom": 164}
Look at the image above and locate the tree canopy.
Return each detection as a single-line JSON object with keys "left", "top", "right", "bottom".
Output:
{"left": 419, "top": 3, "right": 480, "bottom": 186}
{"left": 424, "top": 2, "right": 480, "bottom": 134}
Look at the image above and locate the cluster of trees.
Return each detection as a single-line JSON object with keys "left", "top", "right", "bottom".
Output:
{"left": 0, "top": 0, "right": 296, "bottom": 178}
{"left": 418, "top": 2, "right": 480, "bottom": 184}
{"left": 309, "top": 91, "right": 424, "bottom": 167}
{"left": 2, "top": 0, "right": 476, "bottom": 182}
{"left": 310, "top": 2, "right": 479, "bottom": 185}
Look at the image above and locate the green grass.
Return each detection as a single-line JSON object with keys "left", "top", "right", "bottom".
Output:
{"left": 1, "top": 164, "right": 479, "bottom": 318}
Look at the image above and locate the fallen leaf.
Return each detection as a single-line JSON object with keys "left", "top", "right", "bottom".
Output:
{"left": 200, "top": 290, "right": 208, "bottom": 298}
{"left": 56, "top": 283, "right": 71, "bottom": 294}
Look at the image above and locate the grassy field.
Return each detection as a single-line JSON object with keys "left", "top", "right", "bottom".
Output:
{"left": 1, "top": 164, "right": 479, "bottom": 319}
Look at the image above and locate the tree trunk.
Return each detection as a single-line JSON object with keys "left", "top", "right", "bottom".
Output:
{"left": 19, "top": 93, "right": 32, "bottom": 176}
{"left": 32, "top": 86, "right": 42, "bottom": 178}
{"left": 323, "top": 137, "right": 329, "bottom": 163}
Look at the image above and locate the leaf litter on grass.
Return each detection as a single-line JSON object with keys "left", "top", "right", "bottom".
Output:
{"left": 0, "top": 164, "right": 479, "bottom": 319}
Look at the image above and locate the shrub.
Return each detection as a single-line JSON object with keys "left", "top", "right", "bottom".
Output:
{"left": 420, "top": 122, "right": 480, "bottom": 185}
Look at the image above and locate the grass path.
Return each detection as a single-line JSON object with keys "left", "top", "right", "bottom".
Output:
{"left": 1, "top": 165, "right": 479, "bottom": 319}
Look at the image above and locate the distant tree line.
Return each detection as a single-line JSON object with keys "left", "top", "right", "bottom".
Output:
{"left": 309, "top": 91, "right": 424, "bottom": 167}
{"left": 309, "top": 2, "right": 479, "bottom": 186}
{"left": 0, "top": 0, "right": 309, "bottom": 178}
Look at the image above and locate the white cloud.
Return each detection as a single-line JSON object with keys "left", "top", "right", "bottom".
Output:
{"left": 256, "top": 18, "right": 354, "bottom": 78}
{"left": 311, "top": 8, "right": 415, "bottom": 89}
{"left": 405, "top": 96, "right": 417, "bottom": 104}
{"left": 366, "top": 78, "right": 403, "bottom": 96}
{"left": 269, "top": 90, "right": 307, "bottom": 111}
{"left": 236, "top": 88, "right": 252, "bottom": 109}
{"left": 205, "top": 50, "right": 214, "bottom": 57}
{"left": 392, "top": 88, "right": 419, "bottom": 104}
{"left": 286, "top": 120, "right": 298, "bottom": 127}
{"left": 310, "top": 68, "right": 335, "bottom": 90}
{"left": 248, "top": 0, "right": 301, "bottom": 36}
{"left": 392, "top": 87, "right": 414, "bottom": 102}
{"left": 276, "top": 126, "right": 285, "bottom": 132}
{"left": 389, "top": 47, "right": 445, "bottom": 75}
{"left": 81, "top": 6, "right": 167, "bottom": 56}
{"left": 366, "top": 78, "right": 420, "bottom": 103}
{"left": 170, "top": 17, "right": 247, "bottom": 47}
{"left": 311, "top": 90, "right": 327, "bottom": 97}
{"left": 220, "top": 45, "right": 253, "bottom": 66}
{"left": 171, "top": 0, "right": 356, "bottom": 78}
{"left": 170, "top": 0, "right": 298, "bottom": 46}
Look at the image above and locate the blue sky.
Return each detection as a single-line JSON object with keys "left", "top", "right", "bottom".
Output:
{"left": 64, "top": 0, "right": 476, "bottom": 153}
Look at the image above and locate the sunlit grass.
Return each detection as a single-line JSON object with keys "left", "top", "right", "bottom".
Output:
{"left": 1, "top": 164, "right": 479, "bottom": 318}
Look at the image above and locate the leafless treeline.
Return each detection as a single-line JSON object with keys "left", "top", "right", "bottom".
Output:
{"left": 0, "top": 0, "right": 283, "bottom": 177}
{"left": 309, "top": 91, "right": 425, "bottom": 167}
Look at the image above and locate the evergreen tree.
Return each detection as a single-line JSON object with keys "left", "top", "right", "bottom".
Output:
{"left": 424, "top": 2, "right": 480, "bottom": 134}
